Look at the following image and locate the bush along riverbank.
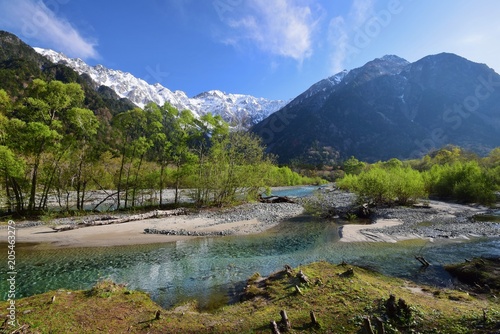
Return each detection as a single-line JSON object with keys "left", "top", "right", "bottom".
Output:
{"left": 298, "top": 186, "right": 500, "bottom": 241}
{"left": 2, "top": 261, "right": 499, "bottom": 333}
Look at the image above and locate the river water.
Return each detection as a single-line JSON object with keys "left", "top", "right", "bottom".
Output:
{"left": 1, "top": 187, "right": 499, "bottom": 310}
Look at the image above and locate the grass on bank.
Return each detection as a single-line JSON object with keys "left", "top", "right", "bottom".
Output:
{"left": 1, "top": 262, "right": 499, "bottom": 334}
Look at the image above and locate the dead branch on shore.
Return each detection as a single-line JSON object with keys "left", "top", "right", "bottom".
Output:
{"left": 258, "top": 195, "right": 296, "bottom": 203}
{"left": 415, "top": 256, "right": 430, "bottom": 267}
{"left": 51, "top": 208, "right": 187, "bottom": 232}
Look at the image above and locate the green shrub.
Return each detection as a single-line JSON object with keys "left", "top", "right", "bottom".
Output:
{"left": 424, "top": 161, "right": 495, "bottom": 204}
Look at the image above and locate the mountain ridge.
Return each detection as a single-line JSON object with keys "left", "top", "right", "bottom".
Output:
{"left": 34, "top": 47, "right": 288, "bottom": 128}
{"left": 252, "top": 52, "right": 500, "bottom": 164}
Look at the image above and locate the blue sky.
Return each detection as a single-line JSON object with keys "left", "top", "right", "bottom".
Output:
{"left": 0, "top": 0, "right": 499, "bottom": 101}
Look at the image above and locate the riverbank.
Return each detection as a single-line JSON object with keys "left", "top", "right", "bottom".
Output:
{"left": 308, "top": 188, "right": 500, "bottom": 242}
{"left": 3, "top": 261, "right": 499, "bottom": 333}
{"left": 0, "top": 202, "right": 304, "bottom": 248}
{"left": 1, "top": 186, "right": 498, "bottom": 248}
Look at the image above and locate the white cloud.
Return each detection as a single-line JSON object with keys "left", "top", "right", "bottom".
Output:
{"left": 328, "top": 16, "right": 349, "bottom": 72}
{"left": 222, "top": 0, "right": 319, "bottom": 62}
{"left": 0, "top": 0, "right": 98, "bottom": 60}
{"left": 327, "top": 0, "right": 375, "bottom": 72}
{"left": 351, "top": 0, "right": 375, "bottom": 26}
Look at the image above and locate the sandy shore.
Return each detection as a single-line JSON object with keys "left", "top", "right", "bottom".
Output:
{"left": 1, "top": 216, "right": 264, "bottom": 248}
{"left": 339, "top": 219, "right": 405, "bottom": 243}
{"left": 339, "top": 199, "right": 497, "bottom": 243}
{"left": 0, "top": 202, "right": 304, "bottom": 248}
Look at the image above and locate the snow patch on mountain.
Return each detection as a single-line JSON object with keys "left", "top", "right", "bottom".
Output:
{"left": 34, "top": 48, "right": 288, "bottom": 127}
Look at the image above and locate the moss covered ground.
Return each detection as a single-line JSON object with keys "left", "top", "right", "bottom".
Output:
{"left": 1, "top": 261, "right": 499, "bottom": 333}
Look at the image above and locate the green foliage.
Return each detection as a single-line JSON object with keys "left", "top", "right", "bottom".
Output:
{"left": 339, "top": 151, "right": 498, "bottom": 206}
{"left": 192, "top": 131, "right": 270, "bottom": 206}
{"left": 343, "top": 156, "right": 366, "bottom": 175}
{"left": 6, "top": 261, "right": 499, "bottom": 333}
{"left": 266, "top": 166, "right": 306, "bottom": 186}
{"left": 390, "top": 167, "right": 427, "bottom": 205}
{"left": 1, "top": 79, "right": 98, "bottom": 213}
{"left": 3, "top": 76, "right": 494, "bottom": 214}
{"left": 424, "top": 161, "right": 496, "bottom": 204}
{"left": 338, "top": 164, "right": 427, "bottom": 205}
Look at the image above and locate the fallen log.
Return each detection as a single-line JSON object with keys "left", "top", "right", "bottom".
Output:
{"left": 310, "top": 311, "right": 320, "bottom": 328}
{"left": 280, "top": 310, "right": 291, "bottom": 332}
{"left": 362, "top": 317, "right": 375, "bottom": 334}
{"left": 52, "top": 208, "right": 187, "bottom": 232}
{"left": 374, "top": 317, "right": 385, "bottom": 334}
{"left": 415, "top": 256, "right": 430, "bottom": 267}
{"left": 296, "top": 270, "right": 311, "bottom": 284}
{"left": 270, "top": 320, "right": 281, "bottom": 334}
{"left": 258, "top": 195, "right": 295, "bottom": 203}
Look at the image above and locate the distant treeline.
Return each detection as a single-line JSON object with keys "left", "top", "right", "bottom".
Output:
{"left": 338, "top": 146, "right": 500, "bottom": 205}
{"left": 0, "top": 79, "right": 322, "bottom": 215}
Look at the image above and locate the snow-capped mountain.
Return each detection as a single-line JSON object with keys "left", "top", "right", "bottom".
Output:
{"left": 252, "top": 53, "right": 500, "bottom": 164}
{"left": 34, "top": 48, "right": 288, "bottom": 128}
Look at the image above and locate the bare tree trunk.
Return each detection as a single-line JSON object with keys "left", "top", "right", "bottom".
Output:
{"left": 159, "top": 163, "right": 165, "bottom": 207}
{"left": 4, "top": 175, "right": 12, "bottom": 213}
{"left": 131, "top": 154, "right": 145, "bottom": 208}
{"left": 116, "top": 148, "right": 127, "bottom": 210}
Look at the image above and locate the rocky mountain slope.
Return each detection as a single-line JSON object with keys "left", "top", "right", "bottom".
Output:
{"left": 0, "top": 30, "right": 136, "bottom": 119}
{"left": 35, "top": 48, "right": 288, "bottom": 128}
{"left": 252, "top": 53, "right": 500, "bottom": 163}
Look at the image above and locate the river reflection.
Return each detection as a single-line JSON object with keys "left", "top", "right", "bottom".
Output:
{"left": 1, "top": 216, "right": 499, "bottom": 310}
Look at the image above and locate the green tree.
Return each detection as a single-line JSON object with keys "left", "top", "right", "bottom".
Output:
{"left": 113, "top": 107, "right": 154, "bottom": 209}
{"left": 5, "top": 79, "right": 94, "bottom": 212}
{"left": 189, "top": 112, "right": 229, "bottom": 205}
{"left": 390, "top": 167, "right": 427, "bottom": 205}
{"left": 343, "top": 156, "right": 366, "bottom": 175}
{"left": 424, "top": 161, "right": 495, "bottom": 204}
{"left": 167, "top": 108, "right": 199, "bottom": 205}
{"left": 338, "top": 164, "right": 428, "bottom": 205}
{"left": 0, "top": 146, "right": 25, "bottom": 213}
{"left": 194, "top": 131, "right": 270, "bottom": 206}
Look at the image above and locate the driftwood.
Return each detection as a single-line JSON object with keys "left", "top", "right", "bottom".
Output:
{"left": 310, "top": 311, "right": 320, "bottom": 328}
{"left": 294, "top": 285, "right": 303, "bottom": 295}
{"left": 374, "top": 317, "right": 385, "bottom": 334}
{"left": 339, "top": 268, "right": 354, "bottom": 278}
{"left": 9, "top": 324, "right": 30, "bottom": 334}
{"left": 52, "top": 208, "right": 187, "bottom": 232}
{"left": 270, "top": 320, "right": 281, "bottom": 334}
{"left": 415, "top": 256, "right": 430, "bottom": 267}
{"left": 279, "top": 310, "right": 291, "bottom": 332}
{"left": 258, "top": 195, "right": 295, "bottom": 204}
{"left": 296, "top": 270, "right": 311, "bottom": 284}
{"left": 362, "top": 317, "right": 375, "bottom": 334}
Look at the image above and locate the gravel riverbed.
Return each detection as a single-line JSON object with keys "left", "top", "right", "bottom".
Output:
{"left": 5, "top": 186, "right": 499, "bottom": 241}
{"left": 297, "top": 187, "right": 500, "bottom": 240}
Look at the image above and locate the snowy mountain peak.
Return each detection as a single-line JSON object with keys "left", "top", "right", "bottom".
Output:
{"left": 327, "top": 69, "right": 349, "bottom": 85}
{"left": 34, "top": 47, "right": 289, "bottom": 128}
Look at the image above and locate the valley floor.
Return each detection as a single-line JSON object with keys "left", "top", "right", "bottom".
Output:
{"left": 0, "top": 202, "right": 304, "bottom": 248}
{"left": 1, "top": 187, "right": 498, "bottom": 248}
